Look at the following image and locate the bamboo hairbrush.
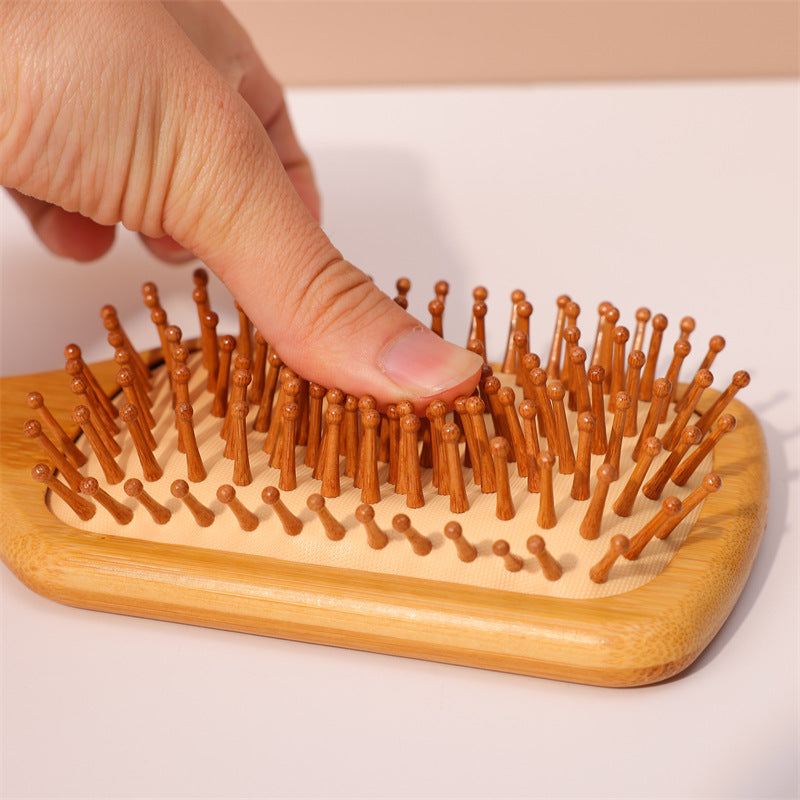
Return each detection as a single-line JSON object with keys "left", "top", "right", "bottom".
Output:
{"left": 0, "top": 273, "right": 768, "bottom": 687}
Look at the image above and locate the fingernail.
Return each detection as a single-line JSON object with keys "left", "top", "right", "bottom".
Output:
{"left": 379, "top": 327, "right": 483, "bottom": 397}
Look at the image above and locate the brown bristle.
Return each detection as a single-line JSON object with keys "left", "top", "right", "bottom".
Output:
{"left": 443, "top": 521, "right": 477, "bottom": 562}
{"left": 32, "top": 463, "right": 95, "bottom": 521}
{"left": 307, "top": 493, "right": 346, "bottom": 540}
{"left": 124, "top": 478, "right": 170, "bottom": 525}
{"left": 492, "top": 538, "right": 523, "bottom": 572}
{"left": 392, "top": 514, "right": 432, "bottom": 556}
{"left": 526, "top": 535, "right": 562, "bottom": 581}
{"left": 355, "top": 504, "right": 388, "bottom": 550}
{"left": 80, "top": 477, "right": 132, "bottom": 525}
{"left": 625, "top": 496, "right": 683, "bottom": 561}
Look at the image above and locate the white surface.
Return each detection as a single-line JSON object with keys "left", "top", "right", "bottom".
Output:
{"left": 1, "top": 81, "right": 798, "bottom": 799}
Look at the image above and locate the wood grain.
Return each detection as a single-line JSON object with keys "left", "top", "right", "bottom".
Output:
{"left": 0, "top": 358, "right": 768, "bottom": 687}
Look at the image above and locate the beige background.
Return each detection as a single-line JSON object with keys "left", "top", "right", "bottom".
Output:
{"left": 229, "top": 0, "right": 799, "bottom": 85}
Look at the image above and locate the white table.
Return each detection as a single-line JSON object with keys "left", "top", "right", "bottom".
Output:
{"left": 2, "top": 80, "right": 797, "bottom": 799}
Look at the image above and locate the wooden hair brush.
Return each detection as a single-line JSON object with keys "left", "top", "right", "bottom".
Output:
{"left": 0, "top": 271, "right": 768, "bottom": 687}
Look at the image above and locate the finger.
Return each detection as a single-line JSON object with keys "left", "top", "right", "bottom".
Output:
{"left": 163, "top": 0, "right": 321, "bottom": 221}
{"left": 237, "top": 59, "right": 321, "bottom": 221}
{"left": 6, "top": 189, "right": 116, "bottom": 262}
{"left": 138, "top": 233, "right": 196, "bottom": 264}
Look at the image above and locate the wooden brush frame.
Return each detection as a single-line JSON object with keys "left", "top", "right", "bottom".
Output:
{"left": 0, "top": 343, "right": 768, "bottom": 687}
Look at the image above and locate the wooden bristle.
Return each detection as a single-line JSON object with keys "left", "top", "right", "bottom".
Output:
{"left": 526, "top": 535, "right": 562, "bottom": 581}
{"left": 579, "top": 463, "right": 618, "bottom": 540}
{"left": 589, "top": 301, "right": 611, "bottom": 367}
{"left": 588, "top": 365, "right": 608, "bottom": 455}
{"left": 214, "top": 484, "right": 257, "bottom": 531}
{"left": 639, "top": 313, "right": 668, "bottom": 402}
{"left": 223, "top": 368, "right": 252, "bottom": 451}
{"left": 547, "top": 381, "right": 575, "bottom": 474}
{"left": 589, "top": 534, "right": 630, "bottom": 584}
{"left": 520, "top": 352, "right": 540, "bottom": 400}
{"left": 661, "top": 368, "right": 714, "bottom": 451}
{"left": 608, "top": 326, "right": 630, "bottom": 411}
{"left": 441, "top": 422, "right": 469, "bottom": 513}
{"left": 599, "top": 306, "right": 619, "bottom": 392}
{"left": 622, "top": 350, "right": 646, "bottom": 437}
{"left": 501, "top": 290, "right": 526, "bottom": 374}
{"left": 26, "top": 391, "right": 87, "bottom": 468}
{"left": 67, "top": 366, "right": 118, "bottom": 439}
{"left": 468, "top": 299, "right": 488, "bottom": 353}
{"left": 249, "top": 332, "right": 268, "bottom": 404}
{"left": 80, "top": 476, "right": 133, "bottom": 525}
{"left": 497, "top": 387, "right": 526, "bottom": 475}
{"left": 604, "top": 391, "right": 632, "bottom": 472}
{"left": 234, "top": 301, "right": 253, "bottom": 360}
{"left": 342, "top": 395, "right": 359, "bottom": 477}
{"left": 632, "top": 307, "right": 651, "bottom": 353}
{"left": 400, "top": 413, "right": 424, "bottom": 508}
{"left": 71, "top": 405, "right": 124, "bottom": 484}
{"left": 483, "top": 375, "right": 509, "bottom": 443}
{"left": 307, "top": 493, "right": 346, "bottom": 541}
{"left": 571, "top": 411, "right": 595, "bottom": 501}
{"left": 569, "top": 346, "right": 591, "bottom": 415}
{"left": 32, "top": 463, "right": 95, "bottom": 521}
{"left": 518, "top": 400, "right": 541, "bottom": 494}
{"left": 530, "top": 368, "right": 558, "bottom": 456}
{"left": 357, "top": 408, "right": 382, "bottom": 504}
{"left": 643, "top": 425, "right": 702, "bottom": 501}
{"left": 625, "top": 496, "right": 683, "bottom": 560}
{"left": 211, "top": 335, "right": 235, "bottom": 418}
{"left": 171, "top": 478, "right": 214, "bottom": 527}
{"left": 102, "top": 306, "right": 150, "bottom": 382}
{"left": 671, "top": 415, "right": 735, "bottom": 487}
{"left": 425, "top": 400, "right": 448, "bottom": 495}
{"left": 24, "top": 419, "right": 83, "bottom": 491}
{"left": 443, "top": 521, "right": 477, "bottom": 562}
{"left": 261, "top": 486, "right": 303, "bottom": 535}
{"left": 124, "top": 478, "right": 170, "bottom": 524}
{"left": 655, "top": 474, "right": 722, "bottom": 541}
{"left": 395, "top": 277, "right": 410, "bottom": 305}
{"left": 301, "top": 381, "right": 325, "bottom": 469}
{"left": 429, "top": 299, "right": 444, "bottom": 338}
{"left": 678, "top": 315, "right": 696, "bottom": 343}
{"left": 491, "top": 437, "right": 515, "bottom": 521}
{"left": 65, "top": 344, "right": 118, "bottom": 422}
{"left": 117, "top": 367, "right": 155, "bottom": 450}
{"left": 513, "top": 330, "right": 528, "bottom": 387}
{"left": 559, "top": 305, "right": 580, "bottom": 385}
{"left": 659, "top": 339, "right": 692, "bottom": 422}
{"left": 392, "top": 514, "right": 432, "bottom": 556}
{"left": 119, "top": 403, "right": 162, "bottom": 482}
{"left": 200, "top": 311, "right": 220, "bottom": 392}
{"left": 536, "top": 450, "right": 557, "bottom": 529}
{"left": 546, "top": 295, "right": 571, "bottom": 379}
{"left": 696, "top": 335, "right": 726, "bottom": 374}
{"left": 613, "top": 436, "right": 661, "bottom": 517}
{"left": 466, "top": 396, "right": 496, "bottom": 493}
{"left": 695, "top": 370, "right": 750, "bottom": 436}
{"left": 319, "top": 404, "right": 343, "bottom": 498}
{"left": 355, "top": 504, "right": 388, "bottom": 549}
{"left": 632, "top": 377, "right": 671, "bottom": 462}
{"left": 492, "top": 539, "right": 523, "bottom": 572}
{"left": 253, "top": 351, "right": 283, "bottom": 433}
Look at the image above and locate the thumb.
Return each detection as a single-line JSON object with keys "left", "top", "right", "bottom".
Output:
{"left": 153, "top": 20, "right": 482, "bottom": 409}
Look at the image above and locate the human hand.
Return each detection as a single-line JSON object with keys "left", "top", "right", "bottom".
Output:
{"left": 0, "top": 0, "right": 481, "bottom": 409}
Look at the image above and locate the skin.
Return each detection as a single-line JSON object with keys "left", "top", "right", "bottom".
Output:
{"left": 0, "top": 0, "right": 481, "bottom": 411}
